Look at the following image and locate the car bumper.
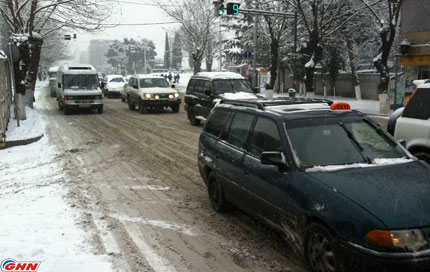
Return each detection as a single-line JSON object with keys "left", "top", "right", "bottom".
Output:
{"left": 342, "top": 241, "right": 430, "bottom": 271}
{"left": 141, "top": 98, "right": 181, "bottom": 107}
{"left": 65, "top": 100, "right": 103, "bottom": 108}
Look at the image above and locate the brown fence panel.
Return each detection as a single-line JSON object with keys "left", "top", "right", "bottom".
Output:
{"left": 0, "top": 58, "right": 12, "bottom": 146}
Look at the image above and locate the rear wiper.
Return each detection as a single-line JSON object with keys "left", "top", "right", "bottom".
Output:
{"left": 338, "top": 120, "right": 372, "bottom": 163}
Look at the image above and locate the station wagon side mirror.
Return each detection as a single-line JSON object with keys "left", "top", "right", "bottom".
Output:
{"left": 204, "top": 89, "right": 212, "bottom": 96}
{"left": 58, "top": 83, "right": 62, "bottom": 88}
{"left": 261, "top": 152, "right": 287, "bottom": 166}
{"left": 398, "top": 139, "right": 407, "bottom": 147}
{"left": 253, "top": 87, "right": 260, "bottom": 94}
{"left": 171, "top": 84, "right": 176, "bottom": 88}
{"left": 133, "top": 85, "right": 138, "bottom": 89}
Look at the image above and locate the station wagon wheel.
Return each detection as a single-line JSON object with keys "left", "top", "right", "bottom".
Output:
{"left": 139, "top": 100, "right": 148, "bottom": 114}
{"left": 128, "top": 97, "right": 134, "bottom": 110}
{"left": 58, "top": 100, "right": 63, "bottom": 110}
{"left": 304, "top": 223, "right": 341, "bottom": 272}
{"left": 207, "top": 172, "right": 227, "bottom": 213}
{"left": 187, "top": 106, "right": 201, "bottom": 126}
{"left": 171, "top": 104, "right": 179, "bottom": 113}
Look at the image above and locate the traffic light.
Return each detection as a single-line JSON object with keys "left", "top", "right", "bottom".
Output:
{"left": 226, "top": 3, "right": 240, "bottom": 15}
{"left": 213, "top": 0, "right": 225, "bottom": 16}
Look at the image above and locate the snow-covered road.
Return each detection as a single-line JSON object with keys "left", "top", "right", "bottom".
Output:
{"left": 0, "top": 104, "right": 113, "bottom": 271}
{"left": 14, "top": 85, "right": 306, "bottom": 272}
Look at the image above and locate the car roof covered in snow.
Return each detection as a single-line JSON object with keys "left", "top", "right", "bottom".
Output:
{"left": 0, "top": 50, "right": 7, "bottom": 60}
{"left": 48, "top": 66, "right": 59, "bottom": 72}
{"left": 59, "top": 64, "right": 97, "bottom": 74}
{"left": 192, "top": 72, "right": 244, "bottom": 80}
{"left": 416, "top": 81, "right": 430, "bottom": 89}
{"left": 215, "top": 98, "right": 363, "bottom": 121}
{"left": 133, "top": 74, "right": 165, "bottom": 79}
{"left": 106, "top": 74, "right": 124, "bottom": 79}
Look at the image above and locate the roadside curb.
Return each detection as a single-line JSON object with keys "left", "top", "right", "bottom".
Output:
{"left": 0, "top": 134, "right": 44, "bottom": 150}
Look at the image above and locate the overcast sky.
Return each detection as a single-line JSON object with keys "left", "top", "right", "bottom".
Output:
{"left": 76, "top": 1, "right": 180, "bottom": 60}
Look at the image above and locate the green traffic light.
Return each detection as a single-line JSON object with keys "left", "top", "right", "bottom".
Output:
{"left": 219, "top": 9, "right": 224, "bottom": 15}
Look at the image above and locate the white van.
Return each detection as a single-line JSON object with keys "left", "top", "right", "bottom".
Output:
{"left": 48, "top": 66, "right": 58, "bottom": 97}
{"left": 56, "top": 64, "right": 103, "bottom": 114}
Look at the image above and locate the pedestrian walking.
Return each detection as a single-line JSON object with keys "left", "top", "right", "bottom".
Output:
{"left": 168, "top": 73, "right": 173, "bottom": 84}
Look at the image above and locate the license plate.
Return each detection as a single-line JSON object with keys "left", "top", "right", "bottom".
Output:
{"left": 76, "top": 100, "right": 94, "bottom": 104}
{"left": 79, "top": 104, "right": 91, "bottom": 108}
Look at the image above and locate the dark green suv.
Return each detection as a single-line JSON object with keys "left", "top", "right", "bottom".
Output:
{"left": 198, "top": 98, "right": 430, "bottom": 272}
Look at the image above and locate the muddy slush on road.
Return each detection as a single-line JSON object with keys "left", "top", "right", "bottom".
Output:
{"left": 37, "top": 86, "right": 306, "bottom": 271}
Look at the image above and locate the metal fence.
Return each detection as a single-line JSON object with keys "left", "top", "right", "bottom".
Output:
{"left": 0, "top": 56, "right": 12, "bottom": 147}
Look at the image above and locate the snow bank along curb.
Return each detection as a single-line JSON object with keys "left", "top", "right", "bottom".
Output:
{"left": 1, "top": 105, "right": 44, "bottom": 149}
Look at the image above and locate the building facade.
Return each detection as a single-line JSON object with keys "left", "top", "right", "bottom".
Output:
{"left": 397, "top": 0, "right": 430, "bottom": 104}
{"left": 88, "top": 40, "right": 114, "bottom": 72}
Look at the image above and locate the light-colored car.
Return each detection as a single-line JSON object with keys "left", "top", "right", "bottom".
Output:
{"left": 56, "top": 64, "right": 103, "bottom": 115}
{"left": 48, "top": 66, "right": 58, "bottom": 97}
{"left": 126, "top": 75, "right": 181, "bottom": 114}
{"left": 102, "top": 75, "right": 125, "bottom": 98}
{"left": 391, "top": 83, "right": 430, "bottom": 162}
{"left": 120, "top": 75, "right": 132, "bottom": 102}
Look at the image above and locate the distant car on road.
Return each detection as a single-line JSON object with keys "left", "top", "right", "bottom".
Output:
{"left": 102, "top": 75, "right": 125, "bottom": 98}
{"left": 388, "top": 82, "right": 430, "bottom": 163}
{"left": 126, "top": 75, "right": 180, "bottom": 114}
{"left": 56, "top": 64, "right": 103, "bottom": 115}
{"left": 48, "top": 66, "right": 58, "bottom": 97}
{"left": 198, "top": 98, "right": 430, "bottom": 272}
{"left": 184, "top": 72, "right": 259, "bottom": 126}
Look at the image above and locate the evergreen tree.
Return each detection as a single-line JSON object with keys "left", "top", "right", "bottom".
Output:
{"left": 172, "top": 32, "right": 183, "bottom": 70}
{"left": 164, "top": 32, "right": 171, "bottom": 69}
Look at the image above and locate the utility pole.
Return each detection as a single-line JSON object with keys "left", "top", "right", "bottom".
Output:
{"left": 293, "top": 9, "right": 298, "bottom": 90}
{"left": 219, "top": 21, "right": 222, "bottom": 71}
{"left": 252, "top": 16, "right": 257, "bottom": 88}
{"left": 144, "top": 46, "right": 147, "bottom": 74}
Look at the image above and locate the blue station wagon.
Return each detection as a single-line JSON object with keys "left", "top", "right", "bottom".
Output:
{"left": 197, "top": 98, "right": 430, "bottom": 272}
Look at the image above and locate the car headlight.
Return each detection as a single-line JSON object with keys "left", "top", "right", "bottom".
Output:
{"left": 155, "top": 95, "right": 160, "bottom": 100}
{"left": 169, "top": 94, "right": 174, "bottom": 99}
{"left": 365, "top": 229, "right": 427, "bottom": 249}
{"left": 174, "top": 93, "right": 179, "bottom": 98}
{"left": 145, "top": 93, "right": 151, "bottom": 99}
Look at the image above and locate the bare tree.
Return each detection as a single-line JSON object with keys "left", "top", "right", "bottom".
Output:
{"left": 156, "top": 0, "right": 217, "bottom": 74}
{"left": 0, "top": 0, "right": 114, "bottom": 119}
{"left": 359, "top": 0, "right": 403, "bottom": 94}
{"left": 254, "top": 0, "right": 291, "bottom": 90}
{"left": 288, "top": 0, "right": 352, "bottom": 93}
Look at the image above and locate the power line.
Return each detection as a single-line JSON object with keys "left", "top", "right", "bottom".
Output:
{"left": 114, "top": 0, "right": 175, "bottom": 7}
{"left": 77, "top": 21, "right": 180, "bottom": 26}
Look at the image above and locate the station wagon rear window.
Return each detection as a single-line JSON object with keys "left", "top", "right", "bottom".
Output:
{"left": 110, "top": 77, "right": 125, "bottom": 83}
{"left": 285, "top": 117, "right": 405, "bottom": 168}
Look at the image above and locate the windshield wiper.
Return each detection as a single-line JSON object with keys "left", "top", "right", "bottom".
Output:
{"left": 337, "top": 120, "right": 372, "bottom": 164}
{"left": 362, "top": 118, "right": 398, "bottom": 147}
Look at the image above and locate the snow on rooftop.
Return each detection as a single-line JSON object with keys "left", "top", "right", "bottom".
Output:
{"left": 136, "top": 74, "right": 164, "bottom": 78}
{"left": 194, "top": 72, "right": 244, "bottom": 79}
{"left": 266, "top": 103, "right": 331, "bottom": 113}
{"left": 48, "top": 66, "right": 59, "bottom": 72}
{"left": 105, "top": 74, "right": 124, "bottom": 79}
{"left": 414, "top": 80, "right": 430, "bottom": 87}
{"left": 0, "top": 50, "right": 7, "bottom": 60}
{"left": 306, "top": 158, "right": 413, "bottom": 173}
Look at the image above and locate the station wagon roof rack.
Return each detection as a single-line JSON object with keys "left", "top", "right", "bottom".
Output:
{"left": 220, "top": 97, "right": 333, "bottom": 111}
